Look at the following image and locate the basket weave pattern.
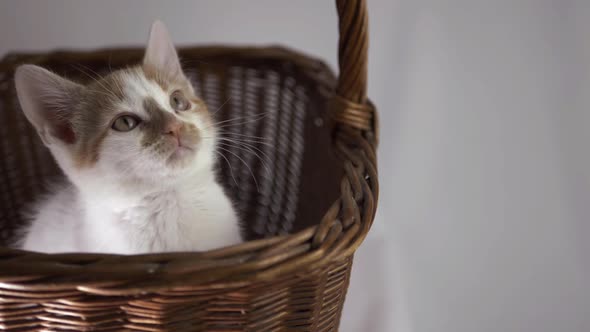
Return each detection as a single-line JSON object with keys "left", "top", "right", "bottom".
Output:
{"left": 0, "top": 1, "right": 377, "bottom": 331}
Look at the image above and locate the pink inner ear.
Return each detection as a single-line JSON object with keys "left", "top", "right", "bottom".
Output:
{"left": 144, "top": 21, "right": 182, "bottom": 76}
{"left": 52, "top": 122, "right": 76, "bottom": 144}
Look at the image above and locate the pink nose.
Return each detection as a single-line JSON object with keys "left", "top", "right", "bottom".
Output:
{"left": 164, "top": 121, "right": 182, "bottom": 138}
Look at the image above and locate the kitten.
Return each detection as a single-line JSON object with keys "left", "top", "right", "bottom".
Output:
{"left": 13, "top": 21, "right": 242, "bottom": 254}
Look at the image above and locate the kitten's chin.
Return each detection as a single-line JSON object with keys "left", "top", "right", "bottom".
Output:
{"left": 166, "top": 146, "right": 196, "bottom": 167}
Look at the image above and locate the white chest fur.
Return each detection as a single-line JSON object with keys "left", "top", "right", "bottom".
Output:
{"left": 82, "top": 183, "right": 241, "bottom": 254}
{"left": 22, "top": 180, "right": 241, "bottom": 254}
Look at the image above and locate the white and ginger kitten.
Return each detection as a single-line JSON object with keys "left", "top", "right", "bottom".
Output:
{"left": 13, "top": 21, "right": 242, "bottom": 254}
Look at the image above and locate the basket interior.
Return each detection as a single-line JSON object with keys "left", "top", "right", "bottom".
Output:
{"left": 0, "top": 47, "right": 343, "bottom": 246}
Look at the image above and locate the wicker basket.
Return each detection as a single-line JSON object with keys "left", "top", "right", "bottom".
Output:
{"left": 0, "top": 1, "right": 378, "bottom": 331}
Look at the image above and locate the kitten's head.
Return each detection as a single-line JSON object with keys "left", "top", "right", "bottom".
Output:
{"left": 15, "top": 21, "right": 215, "bottom": 187}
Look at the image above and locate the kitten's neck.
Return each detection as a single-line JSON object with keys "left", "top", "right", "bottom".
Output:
{"left": 76, "top": 165, "right": 216, "bottom": 211}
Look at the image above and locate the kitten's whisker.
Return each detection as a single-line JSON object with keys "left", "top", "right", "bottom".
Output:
{"left": 217, "top": 132, "right": 273, "bottom": 142}
{"left": 217, "top": 146, "right": 260, "bottom": 193}
{"left": 212, "top": 116, "right": 269, "bottom": 131}
{"left": 204, "top": 112, "right": 268, "bottom": 130}
{"left": 215, "top": 151, "right": 239, "bottom": 188}
{"left": 83, "top": 88, "right": 122, "bottom": 99}
{"left": 217, "top": 141, "right": 272, "bottom": 175}
{"left": 217, "top": 136, "right": 274, "bottom": 147}
{"left": 218, "top": 138, "right": 274, "bottom": 158}
{"left": 214, "top": 111, "right": 268, "bottom": 124}
{"left": 76, "top": 64, "right": 107, "bottom": 84}
{"left": 202, "top": 136, "right": 274, "bottom": 148}
{"left": 110, "top": 64, "right": 125, "bottom": 96}
{"left": 89, "top": 63, "right": 125, "bottom": 98}
{"left": 71, "top": 63, "right": 99, "bottom": 79}
{"left": 71, "top": 64, "right": 121, "bottom": 101}
{"left": 210, "top": 97, "right": 232, "bottom": 117}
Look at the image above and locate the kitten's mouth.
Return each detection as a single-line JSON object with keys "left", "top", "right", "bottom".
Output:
{"left": 160, "top": 132, "right": 200, "bottom": 166}
{"left": 176, "top": 145, "right": 193, "bottom": 153}
{"left": 165, "top": 139, "right": 197, "bottom": 164}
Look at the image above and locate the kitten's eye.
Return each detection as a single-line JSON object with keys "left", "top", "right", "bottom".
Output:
{"left": 170, "top": 90, "right": 190, "bottom": 111}
{"left": 112, "top": 115, "right": 141, "bottom": 132}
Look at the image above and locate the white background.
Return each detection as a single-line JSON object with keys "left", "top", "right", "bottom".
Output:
{"left": 1, "top": 1, "right": 589, "bottom": 331}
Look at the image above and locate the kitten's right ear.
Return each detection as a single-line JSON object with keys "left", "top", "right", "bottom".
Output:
{"left": 143, "top": 20, "right": 183, "bottom": 77}
{"left": 14, "top": 65, "right": 82, "bottom": 145}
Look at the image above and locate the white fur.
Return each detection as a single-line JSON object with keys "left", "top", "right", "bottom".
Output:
{"left": 21, "top": 173, "right": 241, "bottom": 254}
{"left": 16, "top": 21, "right": 242, "bottom": 254}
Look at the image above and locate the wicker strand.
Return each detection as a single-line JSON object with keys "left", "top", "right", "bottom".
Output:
{"left": 336, "top": 0, "right": 369, "bottom": 103}
{"left": 333, "top": 0, "right": 376, "bottom": 133}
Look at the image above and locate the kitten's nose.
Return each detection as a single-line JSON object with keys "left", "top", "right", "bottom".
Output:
{"left": 163, "top": 121, "right": 182, "bottom": 138}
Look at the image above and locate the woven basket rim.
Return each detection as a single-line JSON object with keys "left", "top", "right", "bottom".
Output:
{"left": 0, "top": 45, "right": 378, "bottom": 295}
{"left": 1, "top": 45, "right": 331, "bottom": 73}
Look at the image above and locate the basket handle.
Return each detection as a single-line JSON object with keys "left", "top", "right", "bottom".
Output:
{"left": 333, "top": 0, "right": 373, "bottom": 132}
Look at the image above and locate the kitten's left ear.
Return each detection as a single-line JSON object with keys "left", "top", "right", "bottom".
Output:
{"left": 143, "top": 20, "right": 183, "bottom": 76}
{"left": 14, "top": 65, "right": 82, "bottom": 146}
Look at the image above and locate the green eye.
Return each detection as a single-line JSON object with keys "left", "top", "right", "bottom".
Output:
{"left": 112, "top": 115, "right": 141, "bottom": 132}
{"left": 170, "top": 90, "right": 190, "bottom": 111}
